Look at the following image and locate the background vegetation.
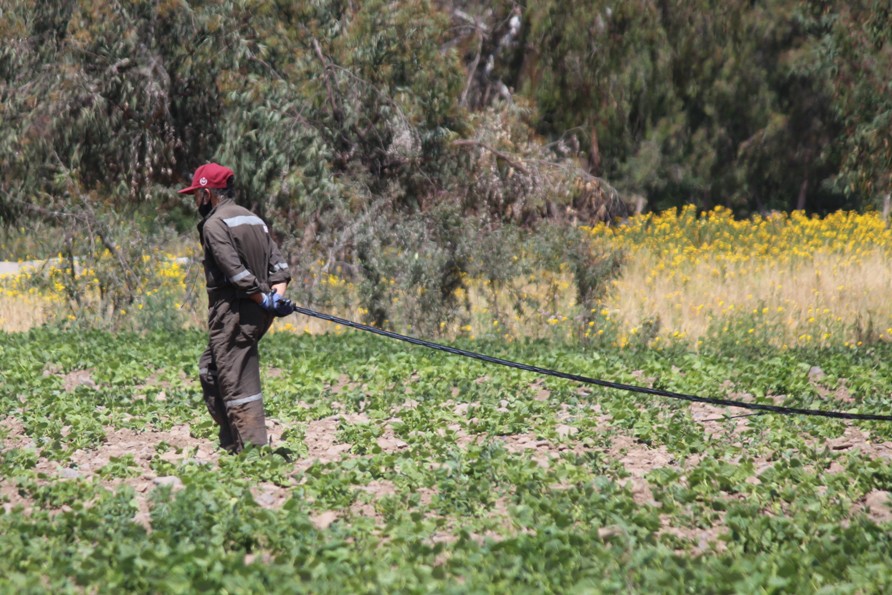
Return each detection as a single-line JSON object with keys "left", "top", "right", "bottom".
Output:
{"left": 2, "top": 0, "right": 890, "bottom": 332}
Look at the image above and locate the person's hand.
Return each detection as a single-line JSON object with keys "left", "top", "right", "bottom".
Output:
{"left": 273, "top": 294, "right": 295, "bottom": 317}
{"left": 260, "top": 291, "right": 294, "bottom": 317}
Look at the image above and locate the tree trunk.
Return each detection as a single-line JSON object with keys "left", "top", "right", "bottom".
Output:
{"left": 796, "top": 176, "right": 808, "bottom": 211}
{"left": 588, "top": 125, "right": 602, "bottom": 177}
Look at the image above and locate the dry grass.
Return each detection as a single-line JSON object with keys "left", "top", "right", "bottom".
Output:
{"left": 5, "top": 254, "right": 892, "bottom": 349}
{"left": 0, "top": 293, "right": 50, "bottom": 331}
{"left": 607, "top": 249, "right": 892, "bottom": 347}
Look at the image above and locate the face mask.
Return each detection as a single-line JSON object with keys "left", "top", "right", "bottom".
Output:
{"left": 197, "top": 190, "right": 214, "bottom": 217}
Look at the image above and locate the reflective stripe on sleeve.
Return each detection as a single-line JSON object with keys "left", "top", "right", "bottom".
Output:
{"left": 228, "top": 393, "right": 262, "bottom": 407}
{"left": 273, "top": 262, "right": 288, "bottom": 271}
{"left": 223, "top": 215, "right": 266, "bottom": 228}
{"left": 229, "top": 269, "right": 252, "bottom": 283}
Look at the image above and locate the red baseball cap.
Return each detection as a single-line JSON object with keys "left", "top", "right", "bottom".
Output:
{"left": 177, "top": 163, "right": 234, "bottom": 194}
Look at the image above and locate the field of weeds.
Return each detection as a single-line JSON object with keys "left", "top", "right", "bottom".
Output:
{"left": 2, "top": 209, "right": 892, "bottom": 591}
{"left": 2, "top": 328, "right": 892, "bottom": 592}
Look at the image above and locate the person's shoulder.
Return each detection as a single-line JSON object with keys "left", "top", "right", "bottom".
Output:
{"left": 203, "top": 204, "right": 239, "bottom": 232}
{"left": 217, "top": 203, "right": 269, "bottom": 231}
{"left": 215, "top": 200, "right": 253, "bottom": 217}
{"left": 204, "top": 207, "right": 228, "bottom": 226}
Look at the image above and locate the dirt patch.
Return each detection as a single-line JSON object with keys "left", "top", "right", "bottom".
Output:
{"left": 688, "top": 402, "right": 752, "bottom": 439}
{"left": 349, "top": 499, "right": 379, "bottom": 520}
{"left": 602, "top": 435, "right": 677, "bottom": 505}
{"left": 60, "top": 369, "right": 97, "bottom": 392}
{"left": 62, "top": 424, "right": 219, "bottom": 524}
{"left": 609, "top": 434, "right": 675, "bottom": 478}
{"left": 251, "top": 482, "right": 291, "bottom": 510}
{"left": 526, "top": 378, "right": 551, "bottom": 402}
{"left": 658, "top": 513, "right": 727, "bottom": 554}
{"left": 295, "top": 415, "right": 354, "bottom": 472}
{"left": 0, "top": 488, "right": 37, "bottom": 515}
{"left": 622, "top": 476, "right": 657, "bottom": 505}
{"left": 357, "top": 478, "right": 398, "bottom": 499}
{"left": 435, "top": 423, "right": 478, "bottom": 448}
{"left": 348, "top": 482, "right": 437, "bottom": 525}
{"left": 482, "top": 410, "right": 665, "bottom": 472}
{"left": 631, "top": 370, "right": 657, "bottom": 387}
{"left": 133, "top": 369, "right": 191, "bottom": 398}
{"left": 67, "top": 425, "right": 217, "bottom": 474}
{"left": 1, "top": 467, "right": 36, "bottom": 515}
{"left": 450, "top": 400, "right": 473, "bottom": 416}
{"left": 0, "top": 415, "right": 33, "bottom": 450}
{"left": 377, "top": 419, "right": 409, "bottom": 453}
{"left": 349, "top": 479, "right": 400, "bottom": 523}
{"left": 857, "top": 490, "right": 892, "bottom": 524}
{"left": 497, "top": 433, "right": 572, "bottom": 468}
{"left": 555, "top": 423, "right": 579, "bottom": 438}
{"left": 576, "top": 401, "right": 613, "bottom": 431}
{"left": 555, "top": 403, "right": 578, "bottom": 423}
{"left": 2, "top": 421, "right": 219, "bottom": 526}
{"left": 810, "top": 377, "right": 855, "bottom": 404}
{"left": 266, "top": 417, "right": 289, "bottom": 447}
{"left": 808, "top": 426, "right": 892, "bottom": 460}
{"left": 311, "top": 510, "right": 339, "bottom": 530}
{"left": 417, "top": 487, "right": 436, "bottom": 506}
{"left": 328, "top": 374, "right": 362, "bottom": 395}
{"left": 347, "top": 412, "right": 372, "bottom": 424}
{"left": 293, "top": 413, "right": 413, "bottom": 470}
{"left": 4, "top": 413, "right": 399, "bottom": 525}
{"left": 396, "top": 398, "right": 420, "bottom": 411}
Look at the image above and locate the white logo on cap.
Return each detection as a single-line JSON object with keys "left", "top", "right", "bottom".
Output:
{"left": 200, "top": 177, "right": 208, "bottom": 186}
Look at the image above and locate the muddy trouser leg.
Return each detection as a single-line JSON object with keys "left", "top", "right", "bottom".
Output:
{"left": 210, "top": 296, "right": 273, "bottom": 452}
{"left": 198, "top": 348, "right": 236, "bottom": 451}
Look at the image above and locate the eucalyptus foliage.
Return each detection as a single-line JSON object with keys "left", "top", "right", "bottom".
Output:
{"left": 1, "top": 0, "right": 890, "bottom": 327}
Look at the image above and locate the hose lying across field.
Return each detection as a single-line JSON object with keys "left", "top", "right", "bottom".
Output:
{"left": 290, "top": 305, "right": 892, "bottom": 423}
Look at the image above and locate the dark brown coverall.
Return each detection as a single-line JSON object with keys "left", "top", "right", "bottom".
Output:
{"left": 197, "top": 197, "right": 291, "bottom": 451}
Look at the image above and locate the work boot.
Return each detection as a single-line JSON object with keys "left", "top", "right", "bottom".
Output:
{"left": 201, "top": 393, "right": 237, "bottom": 451}
{"left": 227, "top": 396, "right": 268, "bottom": 452}
{"left": 218, "top": 425, "right": 236, "bottom": 453}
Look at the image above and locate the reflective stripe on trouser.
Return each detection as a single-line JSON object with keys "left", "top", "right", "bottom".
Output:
{"left": 200, "top": 293, "right": 273, "bottom": 451}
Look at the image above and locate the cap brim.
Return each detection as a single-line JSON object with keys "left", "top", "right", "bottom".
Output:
{"left": 177, "top": 185, "right": 201, "bottom": 194}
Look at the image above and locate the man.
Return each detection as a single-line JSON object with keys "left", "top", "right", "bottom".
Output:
{"left": 178, "top": 163, "right": 294, "bottom": 453}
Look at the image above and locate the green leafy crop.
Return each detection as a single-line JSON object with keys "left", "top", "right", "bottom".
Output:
{"left": 2, "top": 328, "right": 892, "bottom": 592}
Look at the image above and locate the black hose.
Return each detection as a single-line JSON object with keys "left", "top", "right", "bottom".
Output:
{"left": 289, "top": 305, "right": 892, "bottom": 422}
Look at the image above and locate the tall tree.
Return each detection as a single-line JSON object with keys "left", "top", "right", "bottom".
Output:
{"left": 824, "top": 0, "right": 891, "bottom": 207}
{"left": 526, "top": 0, "right": 674, "bottom": 181}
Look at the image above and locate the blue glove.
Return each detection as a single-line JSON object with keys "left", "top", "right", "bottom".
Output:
{"left": 274, "top": 295, "right": 296, "bottom": 317}
{"left": 260, "top": 292, "right": 295, "bottom": 317}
